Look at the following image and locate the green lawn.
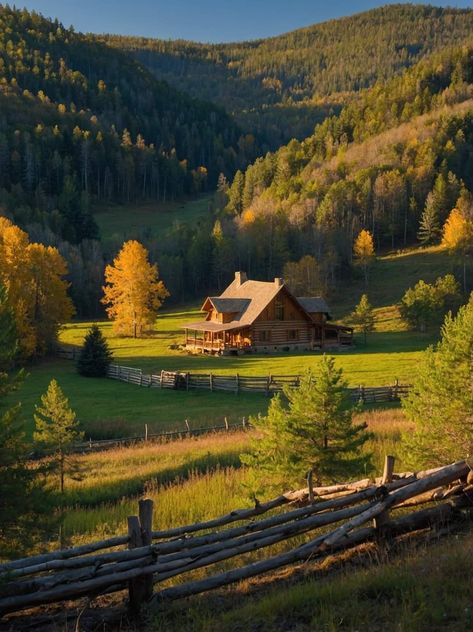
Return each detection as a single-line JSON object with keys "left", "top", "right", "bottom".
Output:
{"left": 94, "top": 195, "right": 212, "bottom": 250}
{"left": 14, "top": 359, "right": 267, "bottom": 439}
{"left": 60, "top": 313, "right": 434, "bottom": 384}
{"left": 16, "top": 245, "right": 453, "bottom": 440}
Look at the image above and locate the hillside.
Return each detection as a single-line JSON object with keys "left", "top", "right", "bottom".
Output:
{"left": 0, "top": 7, "right": 253, "bottom": 244}
{"left": 106, "top": 4, "right": 473, "bottom": 146}
{"left": 216, "top": 41, "right": 473, "bottom": 297}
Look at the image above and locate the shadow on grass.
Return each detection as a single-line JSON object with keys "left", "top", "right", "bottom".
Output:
{"left": 58, "top": 450, "right": 243, "bottom": 508}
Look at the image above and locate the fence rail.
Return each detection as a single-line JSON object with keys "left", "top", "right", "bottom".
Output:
{"left": 58, "top": 348, "right": 410, "bottom": 402}
{"left": 0, "top": 458, "right": 471, "bottom": 617}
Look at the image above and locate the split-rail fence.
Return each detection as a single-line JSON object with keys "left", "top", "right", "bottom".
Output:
{"left": 1, "top": 457, "right": 472, "bottom": 617}
{"left": 58, "top": 348, "right": 410, "bottom": 403}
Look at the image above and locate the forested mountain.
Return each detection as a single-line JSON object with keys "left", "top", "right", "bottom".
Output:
{"left": 107, "top": 4, "right": 473, "bottom": 147}
{"left": 0, "top": 6, "right": 253, "bottom": 244}
{"left": 204, "top": 42, "right": 473, "bottom": 296}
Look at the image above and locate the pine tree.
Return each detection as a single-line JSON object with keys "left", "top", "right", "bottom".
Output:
{"left": 402, "top": 295, "right": 473, "bottom": 466}
{"left": 417, "top": 192, "right": 440, "bottom": 245}
{"left": 351, "top": 294, "right": 375, "bottom": 344}
{"left": 77, "top": 324, "right": 113, "bottom": 377}
{"left": 102, "top": 240, "right": 169, "bottom": 337}
{"left": 34, "top": 380, "right": 84, "bottom": 494}
{"left": 241, "top": 357, "right": 373, "bottom": 487}
{"left": 1, "top": 288, "right": 49, "bottom": 556}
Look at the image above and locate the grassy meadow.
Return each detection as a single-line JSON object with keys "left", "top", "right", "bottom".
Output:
{"left": 54, "top": 408, "right": 408, "bottom": 543}
{"left": 13, "top": 245, "right": 454, "bottom": 439}
{"left": 94, "top": 195, "right": 212, "bottom": 251}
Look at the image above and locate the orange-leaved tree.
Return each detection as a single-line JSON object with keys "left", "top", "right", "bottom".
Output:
{"left": 353, "top": 229, "right": 375, "bottom": 288}
{"left": 442, "top": 207, "right": 473, "bottom": 293}
{"left": 0, "top": 218, "right": 74, "bottom": 358}
{"left": 102, "top": 240, "right": 169, "bottom": 337}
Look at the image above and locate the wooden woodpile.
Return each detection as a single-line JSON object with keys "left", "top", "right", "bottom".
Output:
{"left": 1, "top": 458, "right": 471, "bottom": 617}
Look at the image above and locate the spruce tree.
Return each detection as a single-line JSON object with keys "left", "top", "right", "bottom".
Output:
{"left": 242, "top": 356, "right": 373, "bottom": 487}
{"left": 402, "top": 295, "right": 473, "bottom": 467}
{"left": 0, "top": 286, "right": 49, "bottom": 556}
{"left": 417, "top": 192, "right": 441, "bottom": 245}
{"left": 351, "top": 294, "right": 375, "bottom": 344}
{"left": 34, "top": 380, "right": 84, "bottom": 494}
{"left": 77, "top": 323, "right": 113, "bottom": 377}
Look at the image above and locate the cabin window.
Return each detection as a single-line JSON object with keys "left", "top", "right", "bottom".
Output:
{"left": 259, "top": 330, "right": 271, "bottom": 342}
{"left": 275, "top": 299, "right": 284, "bottom": 321}
{"left": 287, "top": 329, "right": 298, "bottom": 341}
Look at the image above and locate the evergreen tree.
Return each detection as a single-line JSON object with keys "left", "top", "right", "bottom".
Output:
{"left": 351, "top": 294, "right": 375, "bottom": 344}
{"left": 417, "top": 192, "right": 441, "bottom": 245}
{"left": 0, "top": 287, "right": 49, "bottom": 557}
{"left": 241, "top": 357, "right": 373, "bottom": 487}
{"left": 402, "top": 295, "right": 473, "bottom": 466}
{"left": 34, "top": 380, "right": 84, "bottom": 494}
{"left": 77, "top": 324, "right": 113, "bottom": 377}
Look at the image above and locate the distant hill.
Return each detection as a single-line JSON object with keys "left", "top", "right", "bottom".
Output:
{"left": 106, "top": 4, "right": 473, "bottom": 147}
{"left": 0, "top": 6, "right": 253, "bottom": 243}
{"left": 213, "top": 41, "right": 473, "bottom": 294}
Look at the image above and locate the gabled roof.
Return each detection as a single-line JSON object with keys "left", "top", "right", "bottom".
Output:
{"left": 202, "top": 297, "right": 250, "bottom": 314}
{"left": 184, "top": 273, "right": 332, "bottom": 332}
{"left": 297, "top": 297, "right": 331, "bottom": 318}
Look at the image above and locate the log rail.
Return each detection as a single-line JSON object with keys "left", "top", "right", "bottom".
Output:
{"left": 0, "top": 458, "right": 472, "bottom": 617}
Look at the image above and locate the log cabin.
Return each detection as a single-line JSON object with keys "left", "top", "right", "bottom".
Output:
{"left": 184, "top": 272, "right": 353, "bottom": 355}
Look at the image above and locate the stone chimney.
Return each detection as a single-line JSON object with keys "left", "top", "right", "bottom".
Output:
{"left": 274, "top": 277, "right": 284, "bottom": 287}
{"left": 234, "top": 271, "right": 248, "bottom": 287}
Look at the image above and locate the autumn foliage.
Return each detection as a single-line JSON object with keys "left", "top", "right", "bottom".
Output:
{"left": 0, "top": 218, "right": 74, "bottom": 358}
{"left": 102, "top": 240, "right": 169, "bottom": 337}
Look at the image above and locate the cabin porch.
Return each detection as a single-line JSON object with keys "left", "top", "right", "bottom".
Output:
{"left": 184, "top": 325, "right": 251, "bottom": 355}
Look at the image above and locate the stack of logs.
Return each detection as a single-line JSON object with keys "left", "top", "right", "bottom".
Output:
{"left": 0, "top": 458, "right": 472, "bottom": 617}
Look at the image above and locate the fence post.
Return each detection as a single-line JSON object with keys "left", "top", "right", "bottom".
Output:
{"left": 145, "top": 424, "right": 148, "bottom": 441}
{"left": 266, "top": 375, "right": 271, "bottom": 397}
{"left": 185, "top": 419, "right": 190, "bottom": 436}
{"left": 235, "top": 373, "right": 239, "bottom": 395}
{"left": 242, "top": 416, "right": 246, "bottom": 429}
{"left": 186, "top": 372, "right": 190, "bottom": 391}
{"left": 224, "top": 416, "right": 229, "bottom": 431}
{"left": 373, "top": 455, "right": 395, "bottom": 535}
{"left": 209, "top": 373, "right": 213, "bottom": 392}
{"left": 160, "top": 370, "right": 164, "bottom": 389}
{"left": 127, "top": 499, "right": 154, "bottom": 614}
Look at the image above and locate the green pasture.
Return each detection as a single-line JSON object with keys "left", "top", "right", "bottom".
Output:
{"left": 94, "top": 195, "right": 212, "bottom": 250}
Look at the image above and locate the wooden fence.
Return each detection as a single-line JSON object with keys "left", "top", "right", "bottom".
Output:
{"left": 58, "top": 348, "right": 410, "bottom": 402}
{"left": 105, "top": 363, "right": 410, "bottom": 403}
{"left": 0, "top": 458, "right": 471, "bottom": 617}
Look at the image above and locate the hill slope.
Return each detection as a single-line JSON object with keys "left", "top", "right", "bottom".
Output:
{"left": 0, "top": 7, "right": 252, "bottom": 243}
{"left": 107, "top": 4, "right": 473, "bottom": 146}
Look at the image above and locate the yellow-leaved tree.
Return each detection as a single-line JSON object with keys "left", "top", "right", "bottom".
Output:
{"left": 0, "top": 218, "right": 74, "bottom": 357}
{"left": 442, "top": 207, "right": 473, "bottom": 293}
{"left": 353, "top": 229, "right": 375, "bottom": 288}
{"left": 102, "top": 240, "right": 169, "bottom": 337}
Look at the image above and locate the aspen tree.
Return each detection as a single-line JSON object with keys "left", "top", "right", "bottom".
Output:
{"left": 102, "top": 240, "right": 169, "bottom": 337}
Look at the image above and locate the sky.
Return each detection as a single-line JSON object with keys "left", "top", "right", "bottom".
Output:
{"left": 14, "top": 0, "right": 473, "bottom": 42}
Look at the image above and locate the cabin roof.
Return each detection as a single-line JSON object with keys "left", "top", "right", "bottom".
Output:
{"left": 204, "top": 297, "right": 251, "bottom": 314}
{"left": 184, "top": 273, "right": 332, "bottom": 332}
{"left": 297, "top": 297, "right": 331, "bottom": 317}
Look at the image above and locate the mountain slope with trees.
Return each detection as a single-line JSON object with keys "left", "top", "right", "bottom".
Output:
{"left": 107, "top": 4, "right": 473, "bottom": 146}
{"left": 0, "top": 6, "right": 252, "bottom": 244}
{"left": 210, "top": 42, "right": 473, "bottom": 297}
